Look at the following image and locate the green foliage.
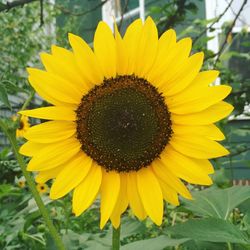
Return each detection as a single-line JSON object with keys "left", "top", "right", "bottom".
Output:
{"left": 182, "top": 186, "right": 250, "bottom": 219}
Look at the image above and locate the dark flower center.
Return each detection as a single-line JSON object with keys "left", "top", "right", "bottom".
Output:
{"left": 76, "top": 75, "right": 172, "bottom": 173}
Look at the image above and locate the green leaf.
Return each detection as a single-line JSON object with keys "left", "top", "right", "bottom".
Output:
{"left": 120, "top": 219, "right": 147, "bottom": 239}
{"left": 121, "top": 235, "right": 189, "bottom": 250}
{"left": 183, "top": 186, "right": 250, "bottom": 219}
{"left": 0, "top": 84, "right": 11, "bottom": 110}
{"left": 168, "top": 218, "right": 249, "bottom": 244}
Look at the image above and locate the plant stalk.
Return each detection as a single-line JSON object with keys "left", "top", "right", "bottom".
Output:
{"left": 112, "top": 225, "right": 121, "bottom": 250}
{"left": 0, "top": 119, "right": 66, "bottom": 250}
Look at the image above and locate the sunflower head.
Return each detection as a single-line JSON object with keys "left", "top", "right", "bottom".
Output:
{"left": 15, "top": 115, "right": 30, "bottom": 138}
{"left": 19, "top": 17, "right": 233, "bottom": 229}
{"left": 36, "top": 183, "right": 49, "bottom": 194}
{"left": 15, "top": 176, "right": 26, "bottom": 188}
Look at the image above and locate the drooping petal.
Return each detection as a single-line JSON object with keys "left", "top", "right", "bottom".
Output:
{"left": 157, "top": 178, "right": 180, "bottom": 206}
{"left": 170, "top": 135, "right": 229, "bottom": 159}
{"left": 73, "top": 162, "right": 102, "bottom": 216}
{"left": 161, "top": 147, "right": 213, "bottom": 185}
{"left": 127, "top": 172, "right": 147, "bottom": 220}
{"left": 19, "top": 106, "right": 76, "bottom": 121}
{"left": 137, "top": 167, "right": 163, "bottom": 225}
{"left": 24, "top": 121, "right": 76, "bottom": 143}
{"left": 152, "top": 160, "right": 192, "bottom": 199}
{"left": 110, "top": 173, "right": 129, "bottom": 229}
{"left": 172, "top": 102, "right": 234, "bottom": 125}
{"left": 50, "top": 153, "right": 92, "bottom": 199}
{"left": 94, "top": 21, "right": 116, "bottom": 78}
{"left": 35, "top": 166, "right": 62, "bottom": 183}
{"left": 100, "top": 170, "right": 120, "bottom": 229}
{"left": 27, "top": 137, "right": 81, "bottom": 171}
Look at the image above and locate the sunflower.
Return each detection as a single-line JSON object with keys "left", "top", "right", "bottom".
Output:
{"left": 16, "top": 176, "right": 26, "bottom": 188}
{"left": 19, "top": 17, "right": 233, "bottom": 229}
{"left": 14, "top": 115, "right": 30, "bottom": 138}
{"left": 36, "top": 183, "right": 49, "bottom": 194}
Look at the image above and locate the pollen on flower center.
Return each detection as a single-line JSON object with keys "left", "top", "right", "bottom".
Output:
{"left": 76, "top": 75, "right": 172, "bottom": 172}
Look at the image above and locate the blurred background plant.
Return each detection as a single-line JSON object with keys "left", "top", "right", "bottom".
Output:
{"left": 0, "top": 0, "right": 250, "bottom": 249}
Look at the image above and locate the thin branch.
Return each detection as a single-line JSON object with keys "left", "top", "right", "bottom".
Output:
{"left": 55, "top": 0, "right": 108, "bottom": 17}
{"left": 226, "top": 0, "right": 247, "bottom": 25}
{"left": 0, "top": 0, "right": 38, "bottom": 12}
{"left": 214, "top": 0, "right": 248, "bottom": 65}
{"left": 39, "top": 0, "right": 44, "bottom": 27}
{"left": 193, "top": 0, "right": 234, "bottom": 45}
{"left": 157, "top": 0, "right": 187, "bottom": 37}
{"left": 229, "top": 147, "right": 250, "bottom": 157}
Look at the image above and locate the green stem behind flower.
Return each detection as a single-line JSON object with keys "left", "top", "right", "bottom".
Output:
{"left": 0, "top": 119, "right": 66, "bottom": 250}
{"left": 112, "top": 226, "right": 121, "bottom": 250}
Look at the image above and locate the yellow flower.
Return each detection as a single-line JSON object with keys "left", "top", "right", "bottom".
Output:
{"left": 19, "top": 17, "right": 233, "bottom": 229}
{"left": 15, "top": 115, "right": 30, "bottom": 138}
{"left": 16, "top": 176, "right": 26, "bottom": 188}
{"left": 36, "top": 183, "right": 49, "bottom": 194}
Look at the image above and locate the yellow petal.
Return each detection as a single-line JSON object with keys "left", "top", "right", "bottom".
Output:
{"left": 110, "top": 173, "right": 129, "bottom": 229}
{"left": 137, "top": 168, "right": 163, "bottom": 225}
{"left": 161, "top": 147, "right": 213, "bottom": 185}
{"left": 114, "top": 22, "right": 128, "bottom": 75}
{"left": 172, "top": 124, "right": 225, "bottom": 141}
{"left": 73, "top": 162, "right": 102, "bottom": 216}
{"left": 24, "top": 121, "right": 76, "bottom": 143}
{"left": 127, "top": 172, "right": 147, "bottom": 220}
{"left": 27, "top": 137, "right": 80, "bottom": 171}
{"left": 134, "top": 17, "right": 158, "bottom": 77}
{"left": 26, "top": 77, "right": 63, "bottom": 107}
{"left": 167, "top": 70, "right": 219, "bottom": 107}
{"left": 157, "top": 178, "right": 179, "bottom": 206}
{"left": 172, "top": 101, "right": 234, "bottom": 125}
{"left": 100, "top": 170, "right": 120, "bottom": 229}
{"left": 152, "top": 37, "right": 192, "bottom": 87}
{"left": 152, "top": 159, "right": 192, "bottom": 199}
{"left": 170, "top": 135, "right": 229, "bottom": 159}
{"left": 147, "top": 29, "right": 176, "bottom": 82}
{"left": 19, "top": 141, "right": 44, "bottom": 157}
{"left": 27, "top": 68, "right": 82, "bottom": 104}
{"left": 169, "top": 85, "right": 232, "bottom": 114}
{"left": 40, "top": 51, "right": 88, "bottom": 93}
{"left": 94, "top": 21, "right": 116, "bottom": 78}
{"left": 123, "top": 19, "right": 143, "bottom": 74}
{"left": 68, "top": 33, "right": 103, "bottom": 86}
{"left": 50, "top": 153, "right": 92, "bottom": 199}
{"left": 19, "top": 106, "right": 76, "bottom": 121}
{"left": 160, "top": 52, "right": 204, "bottom": 96}
{"left": 35, "top": 166, "right": 62, "bottom": 183}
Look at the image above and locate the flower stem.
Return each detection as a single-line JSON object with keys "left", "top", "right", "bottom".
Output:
{"left": 0, "top": 120, "right": 66, "bottom": 250}
{"left": 112, "top": 226, "right": 121, "bottom": 250}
